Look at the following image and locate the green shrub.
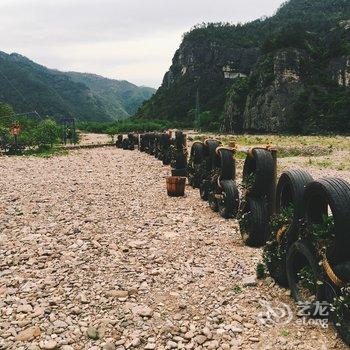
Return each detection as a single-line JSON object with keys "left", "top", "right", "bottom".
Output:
{"left": 33, "top": 119, "right": 61, "bottom": 148}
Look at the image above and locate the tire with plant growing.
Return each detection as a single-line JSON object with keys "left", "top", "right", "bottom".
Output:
{"left": 302, "top": 178, "right": 350, "bottom": 342}
{"left": 303, "top": 178, "right": 350, "bottom": 264}
{"left": 286, "top": 239, "right": 326, "bottom": 317}
{"left": 263, "top": 170, "right": 313, "bottom": 287}
{"left": 242, "top": 148, "right": 274, "bottom": 197}
{"left": 239, "top": 196, "right": 268, "bottom": 247}
{"left": 218, "top": 179, "right": 240, "bottom": 219}
{"left": 324, "top": 262, "right": 350, "bottom": 346}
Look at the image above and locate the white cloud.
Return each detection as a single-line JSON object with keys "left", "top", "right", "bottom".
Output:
{"left": 0, "top": 0, "right": 285, "bottom": 87}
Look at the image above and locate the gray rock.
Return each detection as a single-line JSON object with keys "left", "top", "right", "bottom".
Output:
{"left": 242, "top": 276, "right": 257, "bottom": 287}
{"left": 87, "top": 326, "right": 99, "bottom": 340}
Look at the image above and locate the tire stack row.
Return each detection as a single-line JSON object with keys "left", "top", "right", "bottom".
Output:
{"left": 264, "top": 174, "right": 350, "bottom": 345}
{"left": 115, "top": 134, "right": 138, "bottom": 150}
{"left": 188, "top": 139, "right": 240, "bottom": 219}
{"left": 188, "top": 141, "right": 349, "bottom": 344}
{"left": 138, "top": 131, "right": 176, "bottom": 166}
{"left": 117, "top": 133, "right": 349, "bottom": 344}
{"left": 239, "top": 148, "right": 276, "bottom": 247}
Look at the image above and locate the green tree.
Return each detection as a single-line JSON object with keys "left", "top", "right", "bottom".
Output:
{"left": 0, "top": 103, "right": 14, "bottom": 128}
{"left": 33, "top": 119, "right": 60, "bottom": 148}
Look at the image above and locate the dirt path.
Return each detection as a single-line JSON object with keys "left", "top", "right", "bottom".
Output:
{"left": 0, "top": 148, "right": 347, "bottom": 350}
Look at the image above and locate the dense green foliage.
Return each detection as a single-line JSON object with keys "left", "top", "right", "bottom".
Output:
{"left": 77, "top": 121, "right": 115, "bottom": 134}
{"left": 138, "top": 0, "right": 350, "bottom": 133}
{"left": 0, "top": 52, "right": 154, "bottom": 122}
{"left": 106, "top": 119, "right": 172, "bottom": 135}
{"left": 78, "top": 119, "right": 181, "bottom": 135}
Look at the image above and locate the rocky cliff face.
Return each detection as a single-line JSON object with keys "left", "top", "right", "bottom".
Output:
{"left": 329, "top": 56, "right": 350, "bottom": 87}
{"left": 223, "top": 21, "right": 350, "bottom": 133}
{"left": 242, "top": 48, "right": 306, "bottom": 132}
{"left": 139, "top": 0, "right": 350, "bottom": 133}
{"left": 138, "top": 24, "right": 261, "bottom": 122}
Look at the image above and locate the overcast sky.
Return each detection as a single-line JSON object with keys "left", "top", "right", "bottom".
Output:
{"left": 0, "top": 0, "right": 285, "bottom": 88}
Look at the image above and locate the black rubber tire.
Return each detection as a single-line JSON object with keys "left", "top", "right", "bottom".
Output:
{"left": 240, "top": 196, "right": 268, "bottom": 247}
{"left": 326, "top": 262, "right": 350, "bottom": 346}
{"left": 208, "top": 190, "right": 219, "bottom": 212}
{"left": 139, "top": 135, "right": 145, "bottom": 152}
{"left": 163, "top": 156, "right": 171, "bottom": 166}
{"left": 190, "top": 142, "right": 205, "bottom": 164}
{"left": 276, "top": 170, "right": 314, "bottom": 242}
{"left": 175, "top": 152, "right": 187, "bottom": 170}
{"left": 286, "top": 239, "right": 326, "bottom": 317}
{"left": 333, "top": 262, "right": 350, "bottom": 284}
{"left": 192, "top": 165, "right": 202, "bottom": 189}
{"left": 264, "top": 170, "right": 314, "bottom": 287}
{"left": 160, "top": 133, "right": 171, "bottom": 161}
{"left": 116, "top": 135, "right": 123, "bottom": 148}
{"left": 205, "top": 140, "right": 221, "bottom": 171}
{"left": 218, "top": 180, "right": 240, "bottom": 219}
{"left": 148, "top": 133, "right": 155, "bottom": 155}
{"left": 303, "top": 178, "right": 350, "bottom": 264}
{"left": 122, "top": 139, "right": 129, "bottom": 150}
{"left": 200, "top": 180, "right": 209, "bottom": 201}
{"left": 188, "top": 172, "right": 195, "bottom": 188}
{"left": 243, "top": 148, "right": 274, "bottom": 198}
{"left": 188, "top": 142, "right": 205, "bottom": 189}
{"left": 218, "top": 149, "right": 236, "bottom": 180}
{"left": 171, "top": 168, "right": 187, "bottom": 177}
{"left": 175, "top": 131, "right": 186, "bottom": 150}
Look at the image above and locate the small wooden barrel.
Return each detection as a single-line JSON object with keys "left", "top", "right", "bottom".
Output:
{"left": 166, "top": 176, "right": 186, "bottom": 197}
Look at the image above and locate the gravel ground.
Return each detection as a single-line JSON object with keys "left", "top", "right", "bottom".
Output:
{"left": 0, "top": 147, "right": 348, "bottom": 350}
{"left": 78, "top": 134, "right": 111, "bottom": 146}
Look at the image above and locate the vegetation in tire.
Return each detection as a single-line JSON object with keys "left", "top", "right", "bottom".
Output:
{"left": 241, "top": 172, "right": 255, "bottom": 194}
{"left": 297, "top": 265, "right": 317, "bottom": 302}
{"left": 301, "top": 215, "right": 336, "bottom": 259}
{"left": 263, "top": 205, "right": 294, "bottom": 278}
{"left": 330, "top": 287, "right": 350, "bottom": 341}
{"left": 238, "top": 198, "right": 250, "bottom": 236}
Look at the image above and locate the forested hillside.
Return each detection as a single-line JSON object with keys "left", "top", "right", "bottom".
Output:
{"left": 66, "top": 72, "right": 155, "bottom": 119}
{"left": 138, "top": 0, "right": 350, "bottom": 133}
{"left": 0, "top": 52, "right": 155, "bottom": 122}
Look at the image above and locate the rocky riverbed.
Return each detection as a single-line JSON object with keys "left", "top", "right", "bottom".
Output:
{"left": 0, "top": 147, "right": 347, "bottom": 349}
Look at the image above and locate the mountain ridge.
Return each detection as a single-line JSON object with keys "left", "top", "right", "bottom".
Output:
{"left": 0, "top": 51, "right": 155, "bottom": 122}
{"left": 137, "top": 0, "right": 350, "bottom": 133}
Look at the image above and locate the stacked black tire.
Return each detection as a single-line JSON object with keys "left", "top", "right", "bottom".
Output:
{"left": 119, "top": 133, "right": 137, "bottom": 151}
{"left": 285, "top": 178, "right": 350, "bottom": 345}
{"left": 188, "top": 142, "right": 205, "bottom": 189}
{"left": 139, "top": 134, "right": 146, "bottom": 152}
{"left": 208, "top": 146, "right": 239, "bottom": 219}
{"left": 263, "top": 170, "right": 314, "bottom": 287}
{"left": 260, "top": 171, "right": 350, "bottom": 346}
{"left": 190, "top": 139, "right": 239, "bottom": 219}
{"left": 160, "top": 133, "right": 172, "bottom": 165}
{"left": 138, "top": 131, "right": 175, "bottom": 163}
{"left": 115, "top": 134, "right": 123, "bottom": 148}
{"left": 171, "top": 131, "right": 188, "bottom": 177}
{"left": 239, "top": 148, "right": 275, "bottom": 247}
{"left": 199, "top": 139, "right": 221, "bottom": 202}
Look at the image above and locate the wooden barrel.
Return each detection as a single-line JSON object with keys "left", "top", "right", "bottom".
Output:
{"left": 166, "top": 176, "right": 186, "bottom": 197}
